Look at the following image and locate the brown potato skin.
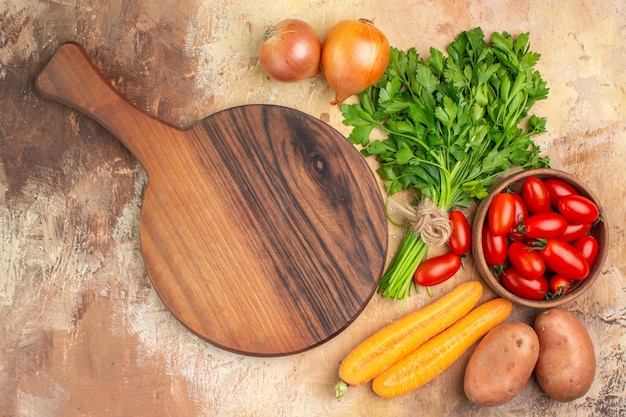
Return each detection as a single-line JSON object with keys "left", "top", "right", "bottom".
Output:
{"left": 534, "top": 308, "right": 596, "bottom": 402}
{"left": 464, "top": 321, "right": 539, "bottom": 407}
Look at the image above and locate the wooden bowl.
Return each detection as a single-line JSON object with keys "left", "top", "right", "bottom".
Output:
{"left": 472, "top": 168, "right": 609, "bottom": 309}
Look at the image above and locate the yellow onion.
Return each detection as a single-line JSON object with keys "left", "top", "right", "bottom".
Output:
{"left": 258, "top": 19, "right": 322, "bottom": 82}
{"left": 321, "top": 19, "right": 390, "bottom": 105}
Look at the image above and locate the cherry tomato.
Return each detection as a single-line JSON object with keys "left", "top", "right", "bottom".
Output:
{"left": 559, "top": 223, "right": 591, "bottom": 242}
{"left": 549, "top": 275, "right": 572, "bottom": 296}
{"left": 573, "top": 235, "right": 599, "bottom": 267}
{"left": 536, "top": 238, "right": 590, "bottom": 281}
{"left": 507, "top": 241, "right": 546, "bottom": 279}
{"left": 481, "top": 223, "right": 507, "bottom": 266}
{"left": 500, "top": 267, "right": 548, "bottom": 301}
{"left": 544, "top": 177, "right": 578, "bottom": 208}
{"left": 521, "top": 176, "right": 551, "bottom": 215}
{"left": 488, "top": 193, "right": 516, "bottom": 236}
{"left": 524, "top": 212, "right": 568, "bottom": 239}
{"left": 448, "top": 211, "right": 471, "bottom": 255}
{"left": 413, "top": 252, "right": 462, "bottom": 287}
{"left": 507, "top": 194, "right": 529, "bottom": 242}
{"left": 557, "top": 195, "right": 599, "bottom": 225}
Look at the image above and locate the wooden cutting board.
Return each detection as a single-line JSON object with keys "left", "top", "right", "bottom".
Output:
{"left": 35, "top": 42, "right": 388, "bottom": 356}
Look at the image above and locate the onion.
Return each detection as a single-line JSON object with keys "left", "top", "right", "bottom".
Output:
{"left": 321, "top": 19, "right": 390, "bottom": 105}
{"left": 258, "top": 19, "right": 322, "bottom": 82}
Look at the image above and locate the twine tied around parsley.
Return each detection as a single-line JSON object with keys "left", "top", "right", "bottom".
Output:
{"left": 388, "top": 196, "right": 451, "bottom": 247}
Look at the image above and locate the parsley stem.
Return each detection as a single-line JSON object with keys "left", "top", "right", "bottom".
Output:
{"left": 378, "top": 231, "right": 428, "bottom": 300}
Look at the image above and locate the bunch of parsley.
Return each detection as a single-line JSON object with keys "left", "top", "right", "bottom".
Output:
{"left": 341, "top": 27, "right": 550, "bottom": 300}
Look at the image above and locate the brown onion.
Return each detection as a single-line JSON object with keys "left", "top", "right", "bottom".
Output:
{"left": 321, "top": 19, "right": 390, "bottom": 105}
{"left": 258, "top": 19, "right": 322, "bottom": 82}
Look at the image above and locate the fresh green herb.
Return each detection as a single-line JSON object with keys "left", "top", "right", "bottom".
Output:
{"left": 341, "top": 27, "right": 550, "bottom": 300}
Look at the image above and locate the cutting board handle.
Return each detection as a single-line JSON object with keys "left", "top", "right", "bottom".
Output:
{"left": 35, "top": 42, "right": 178, "bottom": 171}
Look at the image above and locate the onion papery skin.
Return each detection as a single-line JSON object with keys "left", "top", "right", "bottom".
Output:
{"left": 321, "top": 19, "right": 390, "bottom": 105}
{"left": 258, "top": 19, "right": 322, "bottom": 82}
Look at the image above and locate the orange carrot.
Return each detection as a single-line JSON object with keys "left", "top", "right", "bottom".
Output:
{"left": 338, "top": 281, "right": 483, "bottom": 390}
{"left": 372, "top": 297, "right": 513, "bottom": 398}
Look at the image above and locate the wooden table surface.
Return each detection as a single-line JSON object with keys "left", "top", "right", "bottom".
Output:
{"left": 1, "top": 1, "right": 625, "bottom": 416}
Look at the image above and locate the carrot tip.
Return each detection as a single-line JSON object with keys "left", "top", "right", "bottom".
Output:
{"left": 334, "top": 380, "right": 349, "bottom": 400}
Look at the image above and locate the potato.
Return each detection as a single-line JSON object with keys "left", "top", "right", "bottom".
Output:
{"left": 534, "top": 308, "right": 596, "bottom": 402}
{"left": 464, "top": 321, "right": 539, "bottom": 406}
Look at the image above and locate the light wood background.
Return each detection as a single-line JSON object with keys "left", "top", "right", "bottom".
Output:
{"left": 1, "top": 0, "right": 624, "bottom": 416}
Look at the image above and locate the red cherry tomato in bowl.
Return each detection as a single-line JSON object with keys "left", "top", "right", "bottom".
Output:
{"left": 523, "top": 212, "right": 568, "bottom": 239}
{"left": 448, "top": 210, "right": 471, "bottom": 255}
{"left": 544, "top": 177, "right": 578, "bottom": 208}
{"left": 488, "top": 193, "right": 516, "bottom": 236}
{"left": 559, "top": 223, "right": 592, "bottom": 242}
{"left": 535, "top": 238, "right": 590, "bottom": 281}
{"left": 573, "top": 235, "right": 599, "bottom": 267}
{"left": 500, "top": 267, "right": 548, "bottom": 301}
{"left": 413, "top": 252, "right": 462, "bottom": 287}
{"left": 507, "top": 241, "right": 546, "bottom": 279}
{"left": 507, "top": 194, "right": 529, "bottom": 242}
{"left": 481, "top": 223, "right": 508, "bottom": 266}
{"left": 521, "top": 176, "right": 551, "bottom": 215}
{"left": 557, "top": 194, "right": 600, "bottom": 224}
{"left": 548, "top": 274, "right": 572, "bottom": 296}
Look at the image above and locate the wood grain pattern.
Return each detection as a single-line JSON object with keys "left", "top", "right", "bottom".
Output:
{"left": 35, "top": 42, "right": 388, "bottom": 356}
